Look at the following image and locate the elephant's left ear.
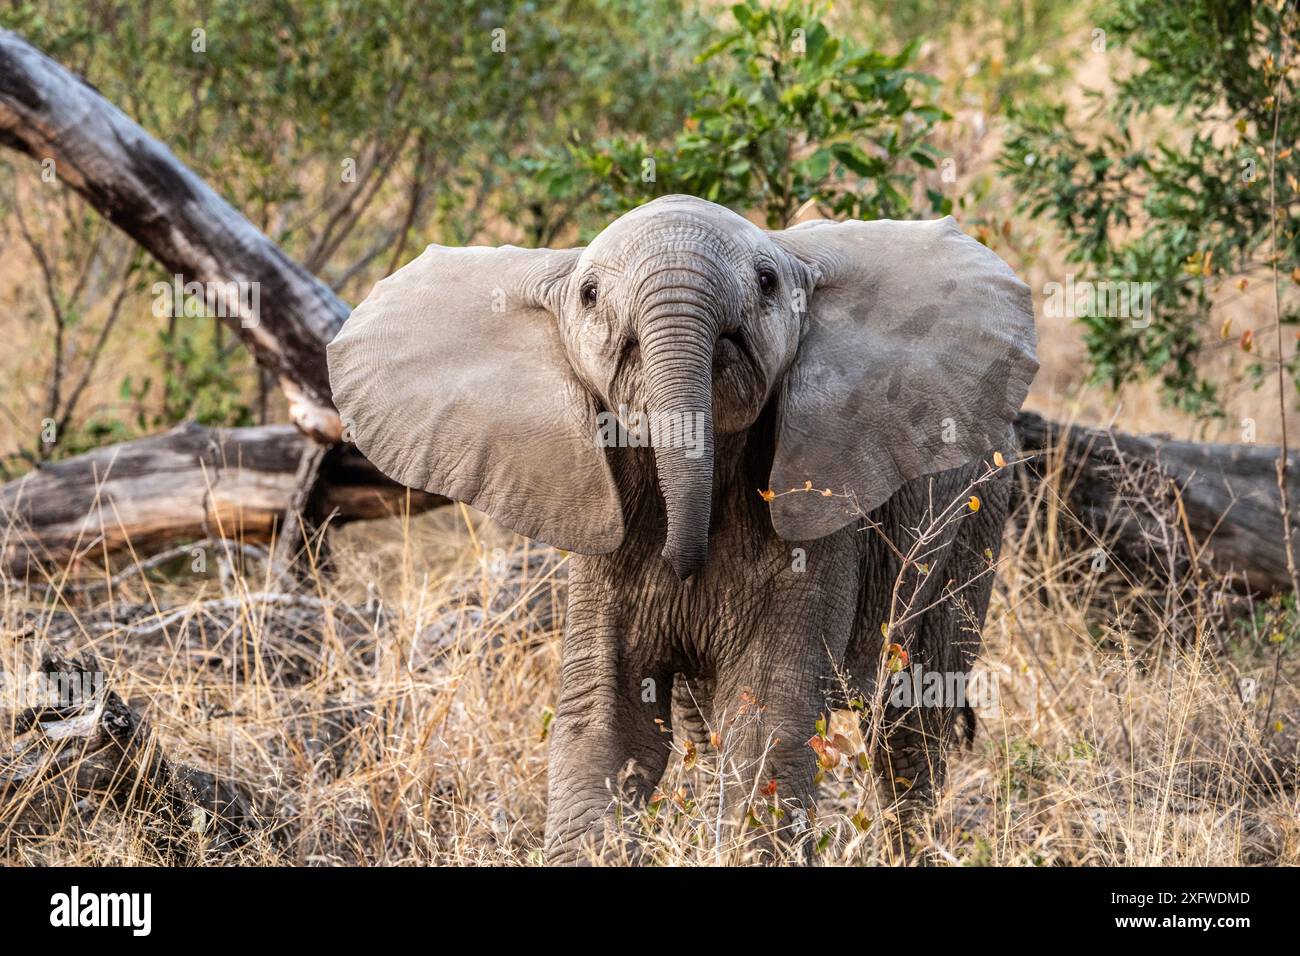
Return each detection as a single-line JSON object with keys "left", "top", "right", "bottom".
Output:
{"left": 327, "top": 243, "right": 625, "bottom": 554}
{"left": 767, "top": 217, "right": 1037, "bottom": 541}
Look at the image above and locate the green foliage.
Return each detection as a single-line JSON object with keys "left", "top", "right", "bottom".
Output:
{"left": 528, "top": 0, "right": 949, "bottom": 234}
{"left": 156, "top": 323, "right": 257, "bottom": 428}
{"left": 849, "top": 0, "right": 1081, "bottom": 112}
{"left": 3, "top": 0, "right": 700, "bottom": 242}
{"left": 1000, "top": 0, "right": 1300, "bottom": 416}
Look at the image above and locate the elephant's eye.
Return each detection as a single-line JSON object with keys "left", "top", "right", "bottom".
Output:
{"left": 757, "top": 266, "right": 778, "bottom": 296}
{"left": 580, "top": 279, "right": 598, "bottom": 308}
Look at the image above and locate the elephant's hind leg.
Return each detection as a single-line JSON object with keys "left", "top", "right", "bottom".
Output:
{"left": 872, "top": 463, "right": 1005, "bottom": 863}
{"left": 875, "top": 702, "right": 965, "bottom": 863}
{"left": 671, "top": 674, "right": 715, "bottom": 749}
{"left": 669, "top": 674, "right": 726, "bottom": 829}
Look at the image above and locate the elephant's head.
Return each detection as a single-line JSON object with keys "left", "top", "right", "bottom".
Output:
{"left": 327, "top": 195, "right": 1037, "bottom": 579}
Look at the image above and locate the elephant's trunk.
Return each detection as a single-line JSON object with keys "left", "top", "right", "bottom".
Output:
{"left": 637, "top": 265, "right": 721, "bottom": 581}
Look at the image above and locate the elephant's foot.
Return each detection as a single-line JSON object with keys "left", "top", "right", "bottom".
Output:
{"left": 879, "top": 791, "right": 937, "bottom": 866}
{"left": 544, "top": 755, "right": 669, "bottom": 865}
{"left": 874, "top": 712, "right": 952, "bottom": 866}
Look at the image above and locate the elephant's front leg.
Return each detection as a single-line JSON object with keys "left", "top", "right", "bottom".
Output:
{"left": 709, "top": 566, "right": 856, "bottom": 859}
{"left": 544, "top": 583, "right": 673, "bottom": 865}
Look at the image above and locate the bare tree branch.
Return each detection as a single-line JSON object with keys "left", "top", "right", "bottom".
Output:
{"left": 0, "top": 28, "right": 349, "bottom": 441}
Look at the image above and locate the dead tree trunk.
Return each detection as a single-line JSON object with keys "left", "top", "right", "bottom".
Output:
{"left": 0, "top": 29, "right": 345, "bottom": 441}
{"left": 5, "top": 409, "right": 1299, "bottom": 599}
{"left": 0, "top": 423, "right": 444, "bottom": 576}
{"left": 1014, "top": 411, "right": 1300, "bottom": 596}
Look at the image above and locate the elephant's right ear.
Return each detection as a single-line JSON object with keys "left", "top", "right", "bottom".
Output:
{"left": 767, "top": 218, "right": 1037, "bottom": 541}
{"left": 327, "top": 244, "right": 625, "bottom": 554}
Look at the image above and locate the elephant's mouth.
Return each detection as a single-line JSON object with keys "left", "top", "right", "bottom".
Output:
{"left": 715, "top": 328, "right": 748, "bottom": 366}
{"left": 712, "top": 328, "right": 763, "bottom": 435}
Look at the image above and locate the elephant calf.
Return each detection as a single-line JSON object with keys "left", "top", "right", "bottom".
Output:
{"left": 327, "top": 195, "right": 1038, "bottom": 864}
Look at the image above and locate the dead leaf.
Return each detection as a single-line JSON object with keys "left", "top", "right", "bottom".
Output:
{"left": 682, "top": 738, "right": 697, "bottom": 771}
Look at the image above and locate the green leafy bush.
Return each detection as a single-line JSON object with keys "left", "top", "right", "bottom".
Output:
{"left": 527, "top": 0, "right": 949, "bottom": 235}
{"left": 1000, "top": 0, "right": 1299, "bottom": 416}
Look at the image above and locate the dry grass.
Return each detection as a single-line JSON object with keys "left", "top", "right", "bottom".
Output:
{"left": 2, "top": 463, "right": 1296, "bottom": 867}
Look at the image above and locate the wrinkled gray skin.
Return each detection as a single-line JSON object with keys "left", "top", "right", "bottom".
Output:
{"left": 327, "top": 195, "right": 1037, "bottom": 865}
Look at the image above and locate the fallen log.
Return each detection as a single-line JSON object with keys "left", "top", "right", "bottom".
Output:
{"left": 0, "top": 655, "right": 263, "bottom": 858}
{"left": 4, "top": 409, "right": 1299, "bottom": 598}
{"left": 1015, "top": 411, "right": 1300, "bottom": 597}
{"left": 0, "top": 422, "right": 444, "bottom": 576}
